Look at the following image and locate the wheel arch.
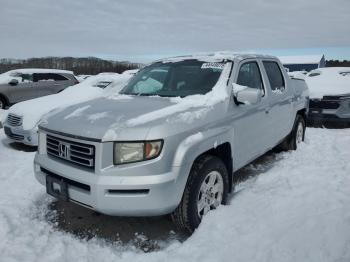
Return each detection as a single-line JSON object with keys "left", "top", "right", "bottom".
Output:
{"left": 0, "top": 93, "right": 10, "bottom": 107}
{"left": 190, "top": 142, "right": 234, "bottom": 193}
{"left": 297, "top": 108, "right": 307, "bottom": 122}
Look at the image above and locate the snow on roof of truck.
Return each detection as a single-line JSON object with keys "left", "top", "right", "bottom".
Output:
{"left": 156, "top": 51, "right": 277, "bottom": 63}
{"left": 6, "top": 68, "right": 74, "bottom": 75}
{"left": 278, "top": 55, "right": 324, "bottom": 65}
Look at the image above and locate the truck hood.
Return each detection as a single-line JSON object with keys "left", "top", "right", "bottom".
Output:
{"left": 40, "top": 94, "right": 229, "bottom": 142}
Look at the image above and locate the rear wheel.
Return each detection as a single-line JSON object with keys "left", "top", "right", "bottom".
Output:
{"left": 171, "top": 155, "right": 229, "bottom": 233}
{"left": 279, "top": 115, "right": 306, "bottom": 151}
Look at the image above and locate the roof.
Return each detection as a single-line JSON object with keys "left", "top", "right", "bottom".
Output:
{"left": 156, "top": 51, "right": 277, "bottom": 63}
{"left": 7, "top": 68, "right": 74, "bottom": 75}
{"left": 278, "top": 55, "right": 324, "bottom": 65}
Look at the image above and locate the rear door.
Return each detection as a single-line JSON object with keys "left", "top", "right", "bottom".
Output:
{"left": 231, "top": 60, "right": 272, "bottom": 169}
{"left": 261, "top": 60, "right": 294, "bottom": 146}
{"left": 31, "top": 73, "right": 70, "bottom": 99}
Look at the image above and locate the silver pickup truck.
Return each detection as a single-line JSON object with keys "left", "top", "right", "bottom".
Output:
{"left": 34, "top": 53, "right": 308, "bottom": 233}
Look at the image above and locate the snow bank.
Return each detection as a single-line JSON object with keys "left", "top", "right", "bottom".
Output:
{"left": 0, "top": 128, "right": 349, "bottom": 261}
{"left": 305, "top": 67, "right": 350, "bottom": 99}
{"left": 7, "top": 73, "right": 132, "bottom": 130}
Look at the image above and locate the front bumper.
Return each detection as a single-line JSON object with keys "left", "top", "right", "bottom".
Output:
{"left": 3, "top": 124, "right": 38, "bottom": 146}
{"left": 307, "top": 111, "right": 350, "bottom": 128}
{"left": 307, "top": 98, "right": 350, "bottom": 128}
{"left": 34, "top": 152, "right": 188, "bottom": 217}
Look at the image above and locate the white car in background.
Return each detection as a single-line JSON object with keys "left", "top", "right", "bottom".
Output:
{"left": 305, "top": 67, "right": 350, "bottom": 127}
{"left": 2, "top": 73, "right": 132, "bottom": 146}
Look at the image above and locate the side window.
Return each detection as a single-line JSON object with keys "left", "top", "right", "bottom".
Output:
{"left": 21, "top": 74, "right": 33, "bottom": 82}
{"left": 237, "top": 62, "right": 264, "bottom": 92}
{"left": 263, "top": 61, "right": 285, "bottom": 91}
{"left": 33, "top": 73, "right": 68, "bottom": 82}
{"left": 50, "top": 73, "right": 68, "bottom": 81}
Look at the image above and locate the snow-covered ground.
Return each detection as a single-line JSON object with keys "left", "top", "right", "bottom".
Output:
{"left": 0, "top": 128, "right": 349, "bottom": 262}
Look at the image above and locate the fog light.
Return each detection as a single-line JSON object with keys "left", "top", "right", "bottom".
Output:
{"left": 27, "top": 136, "right": 32, "bottom": 142}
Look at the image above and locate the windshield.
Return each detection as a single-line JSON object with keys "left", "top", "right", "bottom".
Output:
{"left": 120, "top": 60, "right": 226, "bottom": 97}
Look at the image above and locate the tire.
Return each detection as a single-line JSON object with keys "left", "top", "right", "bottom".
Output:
{"left": 279, "top": 115, "right": 306, "bottom": 151}
{"left": 171, "top": 155, "right": 229, "bottom": 233}
{"left": 0, "top": 96, "right": 6, "bottom": 109}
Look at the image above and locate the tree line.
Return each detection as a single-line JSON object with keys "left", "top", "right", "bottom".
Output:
{"left": 0, "top": 57, "right": 142, "bottom": 75}
{"left": 326, "top": 60, "right": 350, "bottom": 67}
{"left": 0, "top": 57, "right": 348, "bottom": 76}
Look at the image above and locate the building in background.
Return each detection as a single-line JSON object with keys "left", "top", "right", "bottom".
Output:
{"left": 279, "top": 54, "right": 326, "bottom": 72}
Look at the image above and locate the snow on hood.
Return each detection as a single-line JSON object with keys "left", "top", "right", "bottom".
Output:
{"left": 305, "top": 67, "right": 350, "bottom": 99}
{"left": 41, "top": 63, "right": 232, "bottom": 141}
{"left": 8, "top": 73, "right": 132, "bottom": 130}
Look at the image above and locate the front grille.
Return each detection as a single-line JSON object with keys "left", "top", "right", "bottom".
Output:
{"left": 7, "top": 114, "right": 22, "bottom": 126}
{"left": 309, "top": 99, "right": 340, "bottom": 110}
{"left": 46, "top": 135, "right": 95, "bottom": 169}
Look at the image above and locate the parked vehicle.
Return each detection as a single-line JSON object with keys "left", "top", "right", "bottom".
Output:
{"left": 76, "top": 75, "right": 92, "bottom": 82}
{"left": 305, "top": 67, "right": 350, "bottom": 128}
{"left": 34, "top": 53, "right": 308, "bottom": 233}
{"left": 0, "top": 68, "right": 78, "bottom": 109}
{"left": 3, "top": 73, "right": 132, "bottom": 146}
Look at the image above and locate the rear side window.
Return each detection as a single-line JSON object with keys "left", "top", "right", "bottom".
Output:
{"left": 33, "top": 73, "right": 68, "bottom": 82}
{"left": 263, "top": 61, "right": 285, "bottom": 91}
{"left": 21, "top": 74, "right": 33, "bottom": 82}
{"left": 237, "top": 62, "right": 264, "bottom": 91}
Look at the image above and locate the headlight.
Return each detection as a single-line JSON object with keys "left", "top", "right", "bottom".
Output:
{"left": 113, "top": 140, "right": 163, "bottom": 165}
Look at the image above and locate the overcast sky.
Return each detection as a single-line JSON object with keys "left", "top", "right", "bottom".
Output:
{"left": 0, "top": 0, "right": 349, "bottom": 62}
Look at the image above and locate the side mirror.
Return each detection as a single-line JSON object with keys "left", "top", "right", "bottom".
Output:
{"left": 233, "top": 83, "right": 262, "bottom": 105}
{"left": 9, "top": 79, "right": 19, "bottom": 86}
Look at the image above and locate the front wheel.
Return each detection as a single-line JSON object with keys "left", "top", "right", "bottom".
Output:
{"left": 171, "top": 155, "right": 229, "bottom": 233}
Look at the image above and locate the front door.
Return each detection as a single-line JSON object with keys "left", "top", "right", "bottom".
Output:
{"left": 8, "top": 73, "right": 35, "bottom": 103}
{"left": 231, "top": 60, "right": 271, "bottom": 170}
